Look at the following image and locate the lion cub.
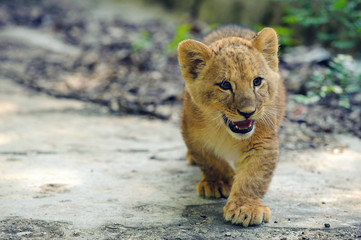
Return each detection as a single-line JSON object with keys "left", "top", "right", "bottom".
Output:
{"left": 177, "top": 25, "right": 286, "bottom": 227}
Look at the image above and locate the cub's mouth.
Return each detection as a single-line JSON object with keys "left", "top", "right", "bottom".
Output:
{"left": 223, "top": 115, "right": 254, "bottom": 134}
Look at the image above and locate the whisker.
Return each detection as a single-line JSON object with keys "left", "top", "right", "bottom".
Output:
{"left": 210, "top": 113, "right": 223, "bottom": 122}
{"left": 263, "top": 110, "right": 277, "bottom": 127}
{"left": 215, "top": 117, "right": 224, "bottom": 132}
{"left": 260, "top": 115, "right": 271, "bottom": 128}
{"left": 262, "top": 104, "right": 286, "bottom": 107}
{"left": 264, "top": 110, "right": 279, "bottom": 118}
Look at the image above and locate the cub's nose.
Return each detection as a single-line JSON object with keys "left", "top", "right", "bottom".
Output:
{"left": 237, "top": 109, "right": 256, "bottom": 119}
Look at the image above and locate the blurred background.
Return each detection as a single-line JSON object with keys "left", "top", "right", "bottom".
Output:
{"left": 0, "top": 0, "right": 360, "bottom": 145}
{"left": 147, "top": 0, "right": 361, "bottom": 54}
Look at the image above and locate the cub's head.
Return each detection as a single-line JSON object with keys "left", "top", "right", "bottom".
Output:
{"left": 178, "top": 28, "right": 280, "bottom": 140}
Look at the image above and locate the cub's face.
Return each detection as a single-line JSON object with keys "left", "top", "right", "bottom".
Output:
{"left": 178, "top": 28, "right": 280, "bottom": 140}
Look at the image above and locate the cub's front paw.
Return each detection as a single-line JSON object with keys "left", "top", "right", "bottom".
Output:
{"left": 197, "top": 180, "right": 232, "bottom": 198}
{"left": 223, "top": 199, "right": 271, "bottom": 227}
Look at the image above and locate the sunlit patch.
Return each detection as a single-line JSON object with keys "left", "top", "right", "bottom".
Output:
{"left": 2, "top": 168, "right": 82, "bottom": 192}
{"left": 344, "top": 190, "right": 361, "bottom": 202}
{"left": 0, "top": 102, "right": 18, "bottom": 114}
{"left": 298, "top": 149, "right": 361, "bottom": 173}
{"left": 320, "top": 190, "right": 361, "bottom": 204}
{"left": 0, "top": 134, "right": 17, "bottom": 145}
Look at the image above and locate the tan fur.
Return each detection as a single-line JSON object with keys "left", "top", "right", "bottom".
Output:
{"left": 177, "top": 25, "right": 286, "bottom": 227}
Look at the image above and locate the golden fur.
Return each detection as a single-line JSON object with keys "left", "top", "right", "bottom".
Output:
{"left": 177, "top": 25, "right": 286, "bottom": 227}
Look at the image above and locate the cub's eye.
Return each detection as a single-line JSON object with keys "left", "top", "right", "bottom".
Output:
{"left": 218, "top": 81, "right": 232, "bottom": 91}
{"left": 253, "top": 77, "right": 263, "bottom": 87}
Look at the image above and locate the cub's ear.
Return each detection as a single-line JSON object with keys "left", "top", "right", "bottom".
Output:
{"left": 177, "top": 39, "right": 212, "bottom": 81}
{"left": 252, "top": 28, "right": 279, "bottom": 71}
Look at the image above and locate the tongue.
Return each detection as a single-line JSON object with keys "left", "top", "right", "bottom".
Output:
{"left": 233, "top": 120, "right": 253, "bottom": 129}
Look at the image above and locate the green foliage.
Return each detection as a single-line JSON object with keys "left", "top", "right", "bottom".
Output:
{"left": 293, "top": 54, "right": 361, "bottom": 108}
{"left": 273, "top": 26, "right": 296, "bottom": 46}
{"left": 209, "top": 23, "right": 220, "bottom": 31}
{"left": 167, "top": 24, "right": 192, "bottom": 52}
{"left": 256, "top": 25, "right": 296, "bottom": 47}
{"left": 132, "top": 30, "right": 153, "bottom": 52}
{"left": 276, "top": 0, "right": 361, "bottom": 52}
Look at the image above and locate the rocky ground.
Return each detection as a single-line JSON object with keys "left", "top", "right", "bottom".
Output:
{"left": 0, "top": 0, "right": 360, "bottom": 239}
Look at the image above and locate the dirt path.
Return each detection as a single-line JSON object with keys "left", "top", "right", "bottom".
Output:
{"left": 0, "top": 76, "right": 361, "bottom": 239}
{"left": 0, "top": 1, "right": 360, "bottom": 239}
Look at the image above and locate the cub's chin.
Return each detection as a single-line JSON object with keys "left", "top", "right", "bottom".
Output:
{"left": 222, "top": 115, "right": 255, "bottom": 140}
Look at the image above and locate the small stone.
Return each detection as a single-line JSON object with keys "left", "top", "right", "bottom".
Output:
{"left": 274, "top": 221, "right": 278, "bottom": 223}
{"left": 349, "top": 109, "right": 361, "bottom": 121}
{"left": 16, "top": 231, "right": 32, "bottom": 236}
{"left": 224, "top": 232, "right": 231, "bottom": 237}
{"left": 332, "top": 148, "right": 342, "bottom": 155}
{"left": 321, "top": 202, "right": 326, "bottom": 204}
{"left": 352, "top": 92, "right": 361, "bottom": 104}
{"left": 282, "top": 46, "right": 330, "bottom": 64}
{"left": 324, "top": 223, "right": 330, "bottom": 228}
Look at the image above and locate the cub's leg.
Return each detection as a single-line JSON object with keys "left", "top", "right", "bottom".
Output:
{"left": 223, "top": 141, "right": 278, "bottom": 227}
{"left": 187, "top": 149, "right": 235, "bottom": 198}
{"left": 186, "top": 150, "right": 197, "bottom": 165}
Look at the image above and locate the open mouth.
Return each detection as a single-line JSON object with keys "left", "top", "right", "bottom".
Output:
{"left": 223, "top": 115, "right": 254, "bottom": 134}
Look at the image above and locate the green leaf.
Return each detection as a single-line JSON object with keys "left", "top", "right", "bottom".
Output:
{"left": 272, "top": 26, "right": 293, "bottom": 35}
{"left": 254, "top": 25, "right": 264, "bottom": 32}
{"left": 282, "top": 15, "right": 299, "bottom": 24}
{"left": 317, "top": 33, "right": 333, "bottom": 41}
{"left": 331, "top": 40, "right": 356, "bottom": 49}
{"left": 131, "top": 30, "right": 152, "bottom": 52}
{"left": 345, "top": 83, "right": 361, "bottom": 93}
{"left": 321, "top": 85, "right": 343, "bottom": 95}
{"left": 292, "top": 94, "right": 321, "bottom": 105}
{"left": 209, "top": 23, "right": 220, "bottom": 30}
{"left": 167, "top": 24, "right": 192, "bottom": 52}
{"left": 279, "top": 36, "right": 295, "bottom": 46}
{"left": 333, "top": 0, "right": 347, "bottom": 9}
{"left": 338, "top": 96, "right": 351, "bottom": 108}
